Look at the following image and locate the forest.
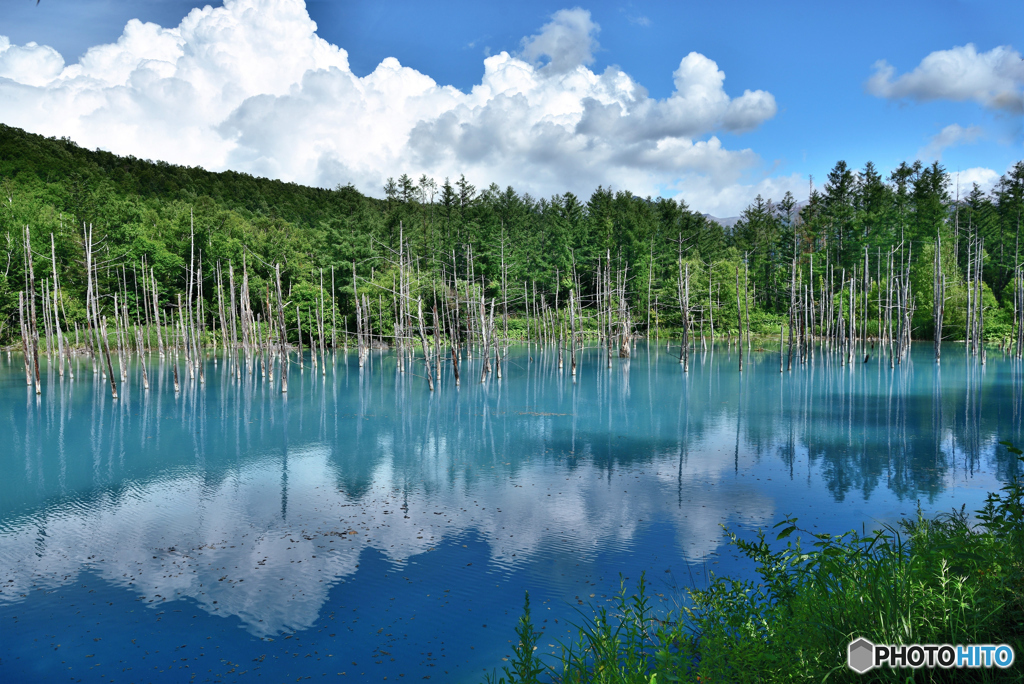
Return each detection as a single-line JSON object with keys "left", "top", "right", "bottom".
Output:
{"left": 1, "top": 122, "right": 1023, "bottom": 352}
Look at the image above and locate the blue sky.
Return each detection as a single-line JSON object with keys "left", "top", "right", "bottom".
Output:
{"left": 2, "top": 0, "right": 1021, "bottom": 215}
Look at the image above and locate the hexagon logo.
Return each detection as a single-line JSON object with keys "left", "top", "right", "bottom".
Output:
{"left": 848, "top": 638, "right": 875, "bottom": 674}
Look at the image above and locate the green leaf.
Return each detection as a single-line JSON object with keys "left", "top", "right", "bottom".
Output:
{"left": 776, "top": 526, "right": 797, "bottom": 540}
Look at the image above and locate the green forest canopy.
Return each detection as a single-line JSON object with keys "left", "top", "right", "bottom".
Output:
{"left": 1, "top": 123, "right": 1022, "bottom": 345}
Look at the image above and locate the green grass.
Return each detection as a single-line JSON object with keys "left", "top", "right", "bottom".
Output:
{"left": 489, "top": 444, "right": 1024, "bottom": 683}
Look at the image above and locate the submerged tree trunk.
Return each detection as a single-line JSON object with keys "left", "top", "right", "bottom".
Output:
{"left": 735, "top": 265, "right": 743, "bottom": 372}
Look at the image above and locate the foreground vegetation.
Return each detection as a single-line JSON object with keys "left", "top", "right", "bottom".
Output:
{"left": 490, "top": 444, "right": 1024, "bottom": 683}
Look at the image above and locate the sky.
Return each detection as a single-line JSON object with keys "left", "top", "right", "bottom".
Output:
{"left": 1, "top": 0, "right": 1022, "bottom": 217}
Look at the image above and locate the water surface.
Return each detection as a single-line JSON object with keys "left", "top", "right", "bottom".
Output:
{"left": 0, "top": 342, "right": 1019, "bottom": 682}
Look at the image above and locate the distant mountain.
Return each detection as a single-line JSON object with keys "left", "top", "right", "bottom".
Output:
{"left": 703, "top": 199, "right": 811, "bottom": 230}
{"left": 703, "top": 214, "right": 740, "bottom": 229}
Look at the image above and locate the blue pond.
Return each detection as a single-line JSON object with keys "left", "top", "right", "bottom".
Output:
{"left": 0, "top": 342, "right": 1020, "bottom": 682}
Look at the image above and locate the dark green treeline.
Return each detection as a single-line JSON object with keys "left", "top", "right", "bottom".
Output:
{"left": 0, "top": 123, "right": 1022, "bottom": 346}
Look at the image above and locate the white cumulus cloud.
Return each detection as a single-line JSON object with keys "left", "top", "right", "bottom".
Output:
{"left": 0, "top": 36, "right": 65, "bottom": 86}
{"left": 951, "top": 167, "right": 1001, "bottom": 197}
{"left": 670, "top": 171, "right": 808, "bottom": 220}
{"left": 0, "top": 0, "right": 781, "bottom": 215}
{"left": 867, "top": 43, "right": 1024, "bottom": 114}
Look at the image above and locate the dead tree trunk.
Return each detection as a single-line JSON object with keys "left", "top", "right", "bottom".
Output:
{"left": 417, "top": 299, "right": 434, "bottom": 391}
{"left": 735, "top": 265, "right": 743, "bottom": 372}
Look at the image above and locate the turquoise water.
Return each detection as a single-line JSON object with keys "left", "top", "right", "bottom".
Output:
{"left": 0, "top": 342, "right": 1020, "bottom": 682}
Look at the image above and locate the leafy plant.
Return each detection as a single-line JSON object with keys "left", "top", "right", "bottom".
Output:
{"left": 486, "top": 591, "right": 546, "bottom": 684}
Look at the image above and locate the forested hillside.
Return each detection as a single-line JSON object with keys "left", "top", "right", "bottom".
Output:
{"left": 1, "top": 123, "right": 1022, "bottom": 346}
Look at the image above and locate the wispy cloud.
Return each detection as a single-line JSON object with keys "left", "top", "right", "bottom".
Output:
{"left": 518, "top": 7, "right": 600, "bottom": 73}
{"left": 917, "top": 123, "right": 983, "bottom": 161}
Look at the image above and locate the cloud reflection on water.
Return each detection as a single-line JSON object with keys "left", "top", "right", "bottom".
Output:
{"left": 0, "top": 344, "right": 1018, "bottom": 637}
